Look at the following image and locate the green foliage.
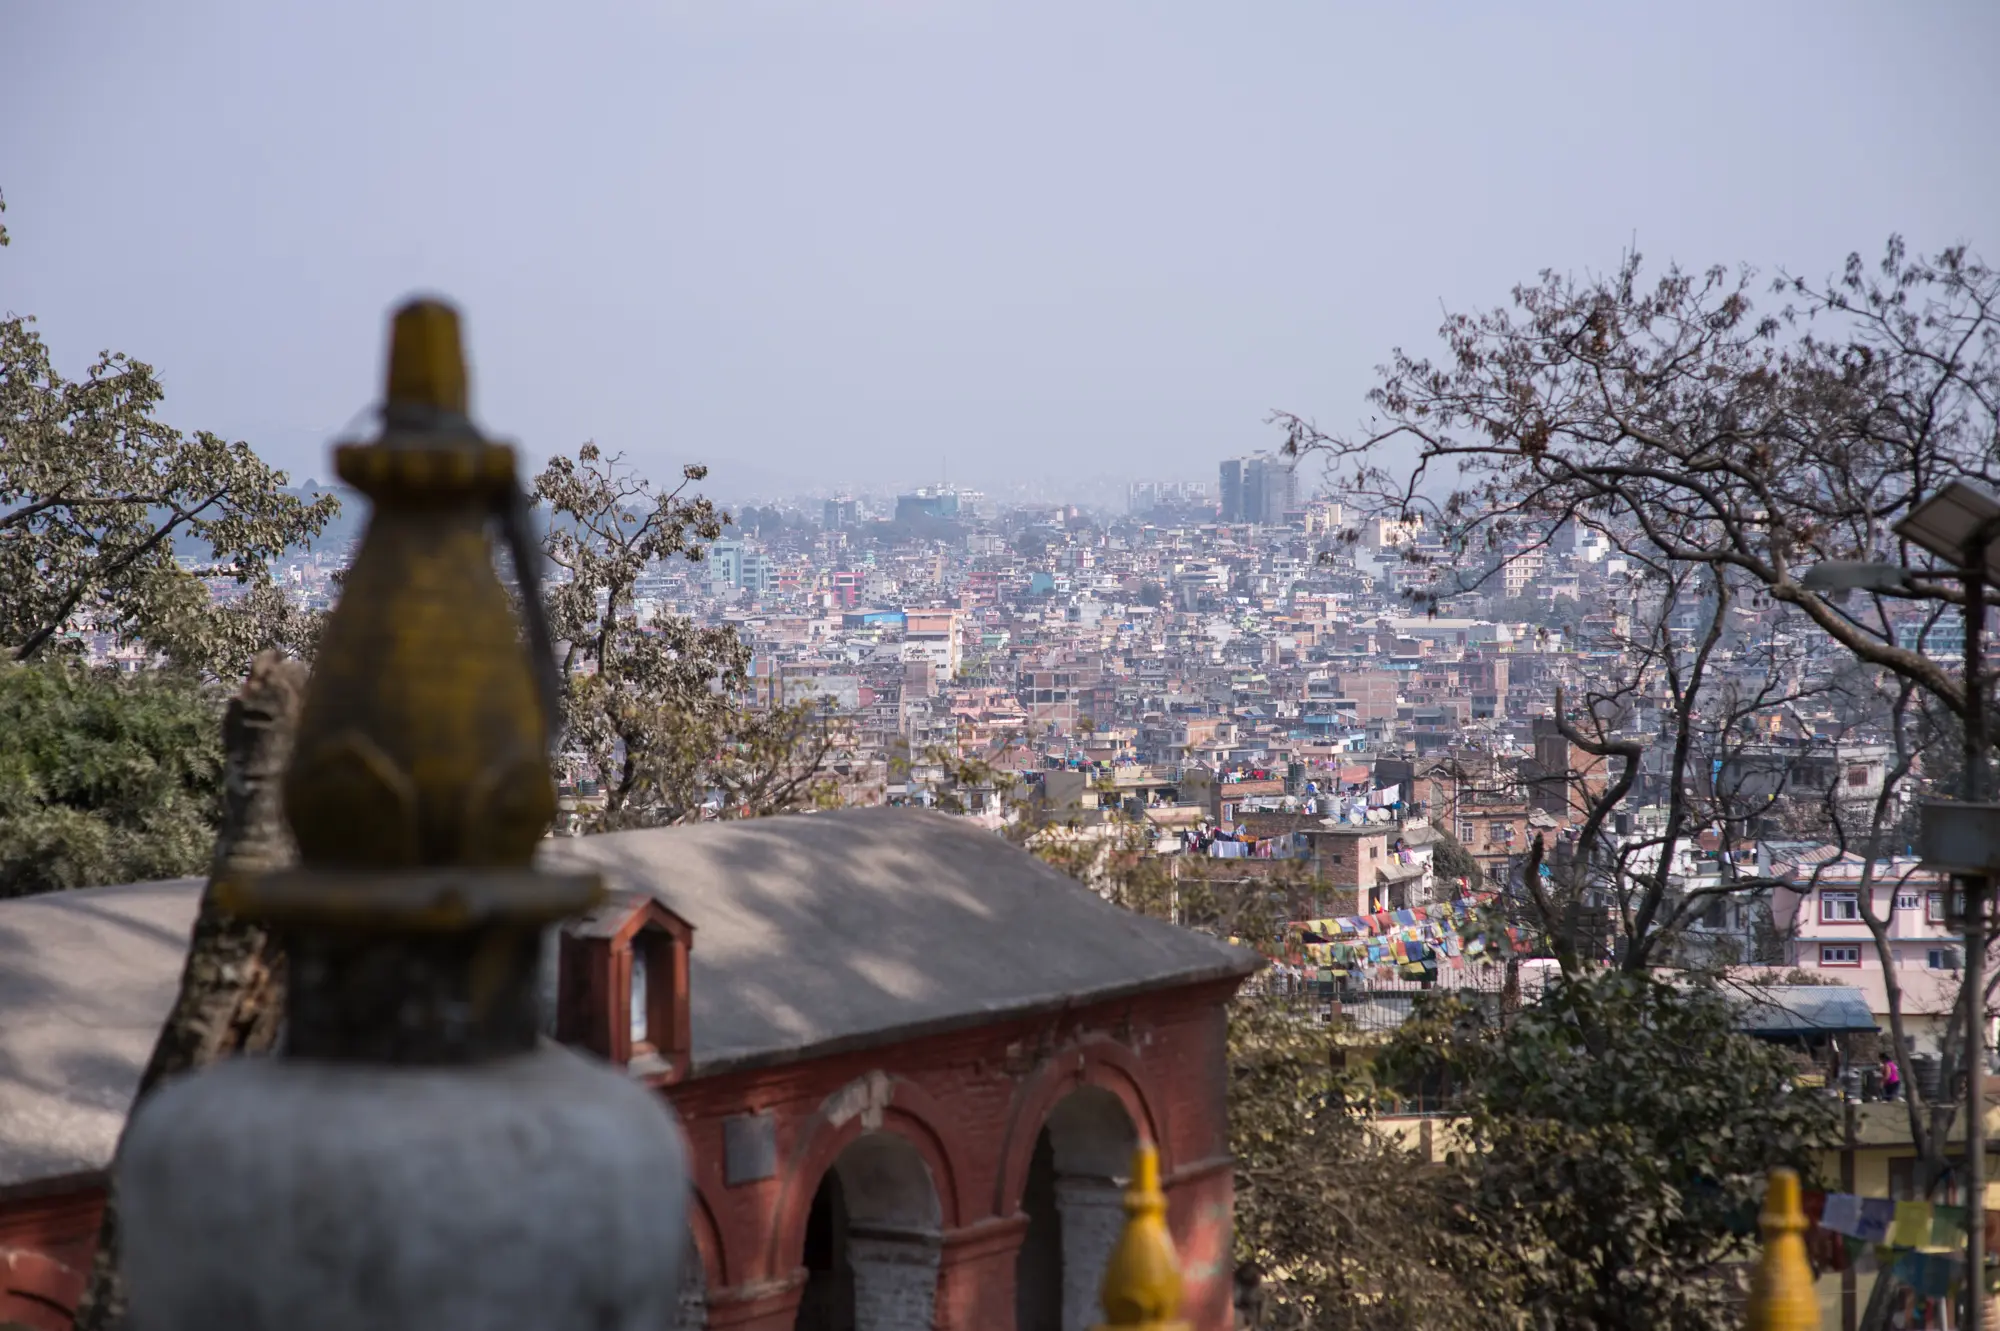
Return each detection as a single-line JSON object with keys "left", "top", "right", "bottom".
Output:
{"left": 535, "top": 443, "right": 839, "bottom": 827}
{"left": 1379, "top": 971, "right": 1839, "bottom": 1331}
{"left": 1431, "top": 825, "right": 1483, "bottom": 890}
{"left": 1229, "top": 998, "right": 1515, "bottom": 1331}
{"left": 0, "top": 233, "right": 336, "bottom": 675}
{"left": 0, "top": 659, "right": 224, "bottom": 896}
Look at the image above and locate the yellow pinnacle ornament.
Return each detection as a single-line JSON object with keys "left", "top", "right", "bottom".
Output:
{"left": 1745, "top": 1168, "right": 1821, "bottom": 1331}
{"left": 1095, "top": 1143, "right": 1191, "bottom": 1331}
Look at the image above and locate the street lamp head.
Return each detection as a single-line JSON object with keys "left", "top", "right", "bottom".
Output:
{"left": 1894, "top": 479, "right": 2000, "bottom": 576}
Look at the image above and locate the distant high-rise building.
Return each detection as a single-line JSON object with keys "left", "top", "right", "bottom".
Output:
{"left": 1219, "top": 452, "right": 1296, "bottom": 524}
{"left": 708, "top": 540, "right": 774, "bottom": 594}
{"left": 895, "top": 487, "right": 961, "bottom": 522}
{"left": 822, "top": 496, "right": 859, "bottom": 530}
{"left": 1246, "top": 453, "right": 1297, "bottom": 525}
{"left": 1218, "top": 459, "right": 1244, "bottom": 522}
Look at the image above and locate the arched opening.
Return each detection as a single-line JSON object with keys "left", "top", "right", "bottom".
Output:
{"left": 1015, "top": 1085, "right": 1138, "bottom": 1331}
{"left": 793, "top": 1131, "right": 942, "bottom": 1331}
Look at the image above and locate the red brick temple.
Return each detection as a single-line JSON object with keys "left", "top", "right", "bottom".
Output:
{"left": 0, "top": 808, "right": 1257, "bottom": 1331}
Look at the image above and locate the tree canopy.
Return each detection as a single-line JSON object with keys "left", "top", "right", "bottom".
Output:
{"left": 0, "top": 195, "right": 336, "bottom": 678}
{"left": 0, "top": 659, "right": 224, "bottom": 897}
{"left": 1377, "top": 970, "right": 1838, "bottom": 1331}
{"left": 1228, "top": 997, "right": 1514, "bottom": 1331}
{"left": 535, "top": 443, "right": 839, "bottom": 827}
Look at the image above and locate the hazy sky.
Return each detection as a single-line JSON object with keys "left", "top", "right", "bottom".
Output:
{"left": 4, "top": 1, "right": 1997, "bottom": 505}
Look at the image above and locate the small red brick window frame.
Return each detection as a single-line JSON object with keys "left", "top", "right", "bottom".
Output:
{"left": 1820, "top": 944, "right": 1862, "bottom": 967}
{"left": 558, "top": 893, "right": 695, "bottom": 1084}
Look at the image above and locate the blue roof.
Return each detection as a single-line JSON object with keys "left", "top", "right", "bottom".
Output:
{"left": 1731, "top": 984, "right": 1877, "bottom": 1037}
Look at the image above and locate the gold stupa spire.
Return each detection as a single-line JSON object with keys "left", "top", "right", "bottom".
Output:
{"left": 219, "top": 297, "right": 599, "bottom": 1063}
{"left": 1745, "top": 1168, "right": 1821, "bottom": 1331}
{"left": 1094, "top": 1143, "right": 1191, "bottom": 1331}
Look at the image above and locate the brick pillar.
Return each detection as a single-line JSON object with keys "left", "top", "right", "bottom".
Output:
{"left": 934, "top": 1214, "right": 1029, "bottom": 1331}
{"left": 1055, "top": 1178, "right": 1125, "bottom": 1331}
{"left": 847, "top": 1227, "right": 940, "bottom": 1331}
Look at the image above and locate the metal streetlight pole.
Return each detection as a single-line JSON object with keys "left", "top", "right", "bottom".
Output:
{"left": 1964, "top": 547, "right": 1989, "bottom": 1331}
{"left": 1805, "top": 481, "right": 2000, "bottom": 1328}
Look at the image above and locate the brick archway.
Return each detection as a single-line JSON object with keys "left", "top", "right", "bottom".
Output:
{"left": 765, "top": 1073, "right": 969, "bottom": 1282}
{"left": 688, "top": 1180, "right": 727, "bottom": 1289}
{"left": 993, "top": 1034, "right": 1166, "bottom": 1219}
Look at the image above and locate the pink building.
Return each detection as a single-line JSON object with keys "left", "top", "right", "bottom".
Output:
{"left": 1771, "top": 854, "right": 1972, "bottom": 1054}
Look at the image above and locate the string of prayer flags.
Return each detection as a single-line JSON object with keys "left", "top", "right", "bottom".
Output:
{"left": 1291, "top": 896, "right": 1499, "bottom": 979}
{"left": 1811, "top": 1190, "right": 1999, "bottom": 1260}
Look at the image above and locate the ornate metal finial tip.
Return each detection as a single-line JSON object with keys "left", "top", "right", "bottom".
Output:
{"left": 1095, "top": 1143, "right": 1190, "bottom": 1331}
{"left": 385, "top": 298, "right": 469, "bottom": 414}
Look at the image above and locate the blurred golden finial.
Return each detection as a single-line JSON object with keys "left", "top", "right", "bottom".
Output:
{"left": 221, "top": 296, "right": 598, "bottom": 1063}
{"left": 1095, "top": 1143, "right": 1191, "bottom": 1331}
{"left": 383, "top": 298, "right": 468, "bottom": 415}
{"left": 1745, "top": 1168, "right": 1821, "bottom": 1331}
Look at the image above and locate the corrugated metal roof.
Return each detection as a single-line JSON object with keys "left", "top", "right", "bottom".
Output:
{"left": 1731, "top": 984, "right": 1878, "bottom": 1036}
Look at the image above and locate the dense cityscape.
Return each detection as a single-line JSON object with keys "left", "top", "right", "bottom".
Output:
{"left": 6, "top": 5, "right": 1998, "bottom": 1330}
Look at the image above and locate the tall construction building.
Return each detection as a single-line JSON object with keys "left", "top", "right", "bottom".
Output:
{"left": 1218, "top": 451, "right": 1296, "bottom": 524}
{"left": 1217, "top": 459, "right": 1244, "bottom": 522}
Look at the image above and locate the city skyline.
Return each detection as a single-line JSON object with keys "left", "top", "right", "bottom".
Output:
{"left": 5, "top": 1, "right": 1995, "bottom": 496}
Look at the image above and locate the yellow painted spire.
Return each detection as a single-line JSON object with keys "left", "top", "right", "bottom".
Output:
{"left": 1745, "top": 1168, "right": 1821, "bottom": 1331}
{"left": 1095, "top": 1143, "right": 1191, "bottom": 1331}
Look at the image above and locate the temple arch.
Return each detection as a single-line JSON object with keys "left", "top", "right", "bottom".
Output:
{"left": 1015, "top": 1085, "right": 1138, "bottom": 1331}
{"left": 792, "top": 1130, "right": 943, "bottom": 1331}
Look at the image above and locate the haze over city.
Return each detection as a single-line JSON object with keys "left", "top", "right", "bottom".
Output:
{"left": 11, "top": 5, "right": 2000, "bottom": 1329}
{"left": 4, "top": 0, "right": 1996, "bottom": 502}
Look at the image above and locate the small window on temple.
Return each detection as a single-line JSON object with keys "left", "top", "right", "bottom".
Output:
{"left": 630, "top": 947, "right": 651, "bottom": 1048}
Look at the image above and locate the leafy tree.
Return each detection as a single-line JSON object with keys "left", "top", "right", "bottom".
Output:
{"left": 0, "top": 196, "right": 337, "bottom": 676}
{"left": 1229, "top": 998, "right": 1514, "bottom": 1331}
{"left": 1280, "top": 237, "right": 1998, "bottom": 761}
{"left": 1280, "top": 236, "right": 1998, "bottom": 1189}
{"left": 534, "top": 443, "right": 839, "bottom": 827}
{"left": 72, "top": 652, "right": 303, "bottom": 1330}
{"left": 1378, "top": 970, "right": 1839, "bottom": 1331}
{"left": 0, "top": 658, "right": 225, "bottom": 896}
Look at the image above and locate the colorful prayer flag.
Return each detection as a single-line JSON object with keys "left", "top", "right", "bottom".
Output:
{"left": 1890, "top": 1200, "right": 1934, "bottom": 1250}
{"left": 1858, "top": 1197, "right": 1896, "bottom": 1243}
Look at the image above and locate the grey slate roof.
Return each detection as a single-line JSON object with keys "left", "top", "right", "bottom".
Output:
{"left": 0, "top": 878, "right": 202, "bottom": 1194}
{"left": 538, "top": 807, "right": 1261, "bottom": 1074}
{"left": 1731, "top": 983, "right": 1879, "bottom": 1037}
{"left": 0, "top": 809, "right": 1258, "bottom": 1192}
